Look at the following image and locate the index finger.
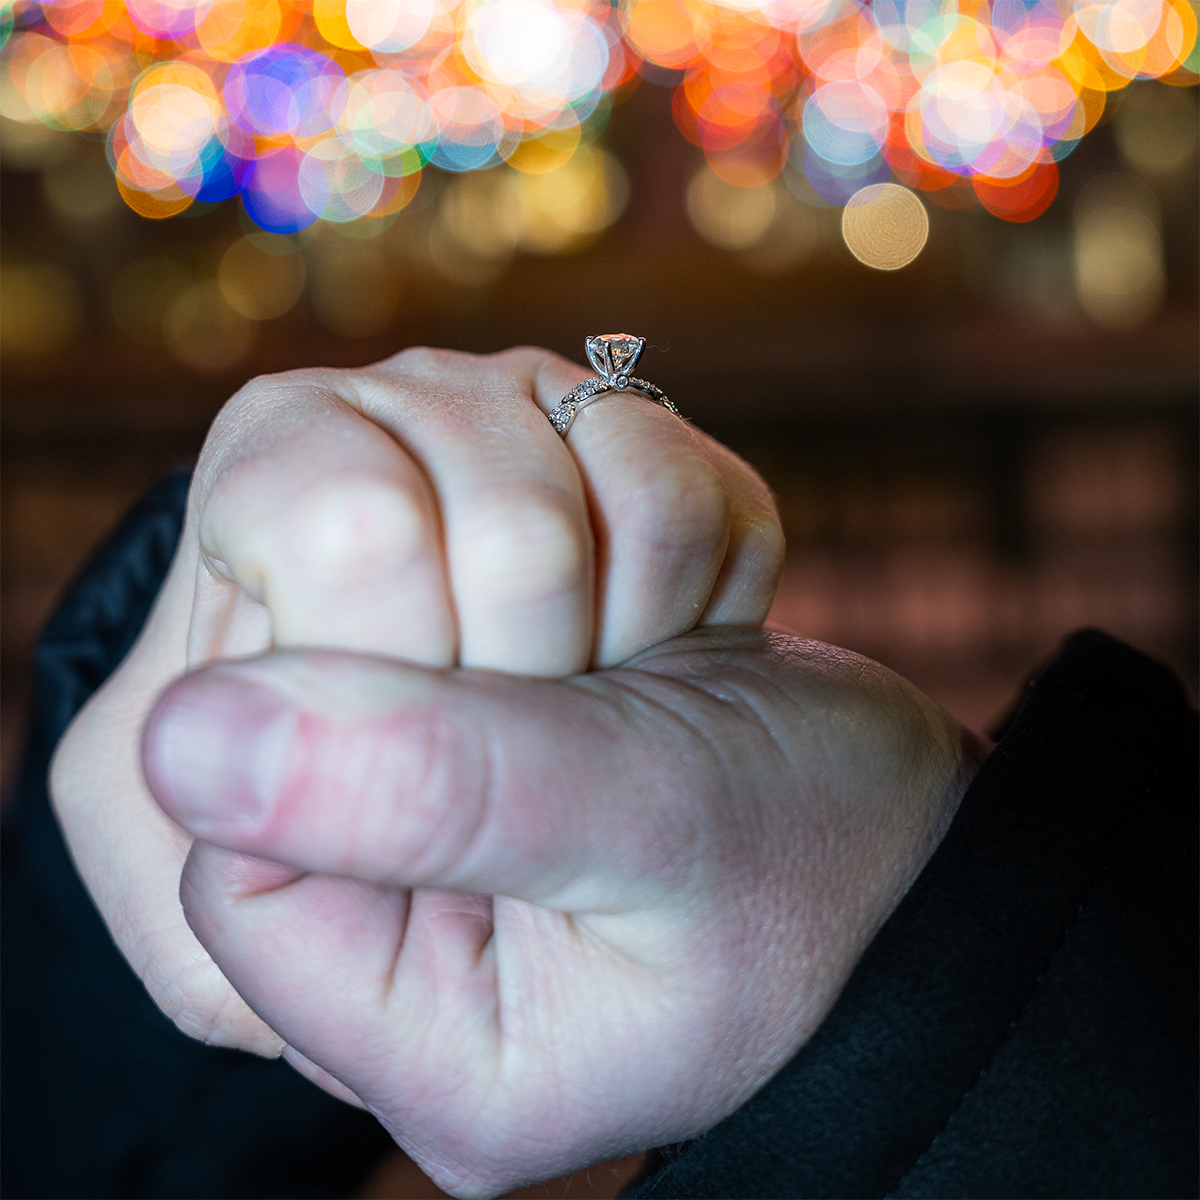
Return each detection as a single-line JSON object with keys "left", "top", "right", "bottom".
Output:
{"left": 195, "top": 368, "right": 457, "bottom": 666}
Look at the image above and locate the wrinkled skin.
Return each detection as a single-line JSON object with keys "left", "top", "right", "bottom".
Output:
{"left": 50, "top": 346, "right": 784, "bottom": 1055}
{"left": 142, "top": 628, "right": 984, "bottom": 1198}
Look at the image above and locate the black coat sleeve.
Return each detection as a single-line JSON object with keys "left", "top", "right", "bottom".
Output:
{"left": 629, "top": 631, "right": 1198, "bottom": 1200}
{"left": 0, "top": 473, "right": 394, "bottom": 1200}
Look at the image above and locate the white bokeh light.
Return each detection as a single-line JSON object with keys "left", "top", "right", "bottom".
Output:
{"left": 1074, "top": 0, "right": 1164, "bottom": 53}
{"left": 337, "top": 69, "right": 436, "bottom": 156}
{"left": 468, "top": 0, "right": 572, "bottom": 88}
{"left": 346, "top": 0, "right": 435, "bottom": 54}
{"left": 129, "top": 82, "right": 219, "bottom": 174}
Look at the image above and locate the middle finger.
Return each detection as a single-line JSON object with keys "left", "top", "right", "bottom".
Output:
{"left": 355, "top": 347, "right": 594, "bottom": 677}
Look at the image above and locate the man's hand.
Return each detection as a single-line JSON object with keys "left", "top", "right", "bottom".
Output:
{"left": 142, "top": 628, "right": 983, "bottom": 1198}
{"left": 49, "top": 347, "right": 783, "bottom": 1055}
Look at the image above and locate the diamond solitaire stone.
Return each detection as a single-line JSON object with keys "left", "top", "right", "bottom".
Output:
{"left": 586, "top": 334, "right": 644, "bottom": 382}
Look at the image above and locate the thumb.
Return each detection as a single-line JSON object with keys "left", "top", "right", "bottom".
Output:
{"left": 142, "top": 649, "right": 712, "bottom": 910}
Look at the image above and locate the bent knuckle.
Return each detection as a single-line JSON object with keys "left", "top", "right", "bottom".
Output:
{"left": 222, "top": 368, "right": 345, "bottom": 423}
{"left": 201, "top": 370, "right": 359, "bottom": 486}
{"left": 383, "top": 345, "right": 471, "bottom": 380}
{"left": 281, "top": 476, "right": 430, "bottom": 587}
{"left": 458, "top": 499, "right": 585, "bottom": 603}
{"left": 745, "top": 508, "right": 787, "bottom": 577}
{"left": 490, "top": 344, "right": 549, "bottom": 373}
{"left": 622, "top": 458, "right": 730, "bottom": 552}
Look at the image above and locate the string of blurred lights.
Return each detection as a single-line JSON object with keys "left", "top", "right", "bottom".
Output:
{"left": 1, "top": 0, "right": 1196, "bottom": 307}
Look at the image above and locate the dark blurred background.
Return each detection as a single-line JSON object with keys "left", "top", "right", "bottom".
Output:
{"left": 2, "top": 75, "right": 1197, "bottom": 805}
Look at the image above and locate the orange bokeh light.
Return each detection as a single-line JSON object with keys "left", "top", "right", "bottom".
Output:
{"left": 626, "top": 0, "right": 702, "bottom": 70}
{"left": 973, "top": 156, "right": 1059, "bottom": 221}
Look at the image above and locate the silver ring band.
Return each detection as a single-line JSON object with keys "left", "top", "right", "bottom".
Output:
{"left": 548, "top": 335, "right": 681, "bottom": 436}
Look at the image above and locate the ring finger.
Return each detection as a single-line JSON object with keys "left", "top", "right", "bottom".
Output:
{"left": 532, "top": 353, "right": 772, "bottom": 667}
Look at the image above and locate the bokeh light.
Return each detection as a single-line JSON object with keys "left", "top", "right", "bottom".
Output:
{"left": 687, "top": 162, "right": 778, "bottom": 248}
{"left": 1073, "top": 172, "right": 1165, "bottom": 328}
{"left": 165, "top": 277, "right": 257, "bottom": 369}
{"left": 1114, "top": 77, "right": 1199, "bottom": 170}
{"left": 0, "top": 0, "right": 1195, "bottom": 262}
{"left": 217, "top": 234, "right": 306, "bottom": 319}
{"left": 309, "top": 236, "right": 402, "bottom": 337}
{"left": 841, "top": 181, "right": 929, "bottom": 269}
{"left": 42, "top": 151, "right": 121, "bottom": 220}
{"left": 0, "top": 261, "right": 84, "bottom": 354}
{"left": 110, "top": 256, "right": 194, "bottom": 344}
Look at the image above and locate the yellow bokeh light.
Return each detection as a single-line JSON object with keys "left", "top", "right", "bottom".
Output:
{"left": 435, "top": 168, "right": 523, "bottom": 260}
{"left": 218, "top": 237, "right": 307, "bottom": 320}
{"left": 1074, "top": 174, "right": 1165, "bottom": 330}
{"left": 1, "top": 0, "right": 1195, "bottom": 240}
{"left": 314, "top": 0, "right": 369, "bottom": 51}
{"left": 196, "top": 0, "right": 285, "bottom": 62}
{"left": 310, "top": 241, "right": 402, "bottom": 336}
{"left": 1055, "top": 27, "right": 1136, "bottom": 91}
{"left": 506, "top": 123, "right": 582, "bottom": 173}
{"left": 166, "top": 280, "right": 257, "bottom": 370}
{"left": 0, "top": 117, "right": 74, "bottom": 171}
{"left": 841, "top": 183, "right": 929, "bottom": 270}
{"left": 509, "top": 144, "right": 629, "bottom": 252}
{"left": 686, "top": 164, "right": 778, "bottom": 250}
{"left": 0, "top": 262, "right": 84, "bottom": 356}
{"left": 43, "top": 154, "right": 122, "bottom": 222}
{"left": 1115, "top": 81, "right": 1199, "bottom": 173}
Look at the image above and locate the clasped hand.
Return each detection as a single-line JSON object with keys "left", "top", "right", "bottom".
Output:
{"left": 51, "top": 347, "right": 978, "bottom": 1198}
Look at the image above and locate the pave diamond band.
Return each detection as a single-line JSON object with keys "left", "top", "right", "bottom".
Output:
{"left": 548, "top": 375, "right": 680, "bottom": 435}
{"left": 548, "top": 334, "right": 680, "bottom": 437}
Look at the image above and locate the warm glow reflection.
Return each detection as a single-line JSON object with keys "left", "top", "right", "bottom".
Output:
{"left": 0, "top": 262, "right": 83, "bottom": 355}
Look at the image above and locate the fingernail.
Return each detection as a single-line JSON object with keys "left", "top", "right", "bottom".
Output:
{"left": 143, "top": 670, "right": 298, "bottom": 835}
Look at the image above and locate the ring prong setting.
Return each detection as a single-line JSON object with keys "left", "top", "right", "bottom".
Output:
{"left": 548, "top": 334, "right": 680, "bottom": 438}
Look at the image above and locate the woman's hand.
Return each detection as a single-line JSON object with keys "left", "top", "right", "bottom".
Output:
{"left": 49, "top": 346, "right": 784, "bottom": 1054}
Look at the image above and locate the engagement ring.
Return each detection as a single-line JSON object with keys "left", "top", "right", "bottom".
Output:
{"left": 548, "top": 334, "right": 680, "bottom": 436}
